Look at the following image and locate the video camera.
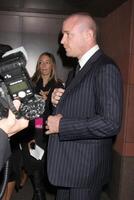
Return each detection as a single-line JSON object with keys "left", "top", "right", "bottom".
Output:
{"left": 0, "top": 46, "right": 45, "bottom": 120}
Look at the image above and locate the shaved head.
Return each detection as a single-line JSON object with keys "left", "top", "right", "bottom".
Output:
{"left": 61, "top": 12, "right": 98, "bottom": 59}
{"left": 64, "top": 13, "right": 97, "bottom": 39}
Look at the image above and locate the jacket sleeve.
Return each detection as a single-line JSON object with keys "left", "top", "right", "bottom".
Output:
{"left": 0, "top": 129, "right": 11, "bottom": 171}
{"left": 59, "top": 63, "right": 123, "bottom": 141}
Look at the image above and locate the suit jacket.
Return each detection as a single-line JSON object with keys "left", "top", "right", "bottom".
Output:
{"left": 47, "top": 49, "right": 123, "bottom": 190}
{"left": 0, "top": 128, "right": 10, "bottom": 171}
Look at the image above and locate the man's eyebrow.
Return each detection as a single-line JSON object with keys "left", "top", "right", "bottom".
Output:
{"left": 62, "top": 30, "right": 69, "bottom": 33}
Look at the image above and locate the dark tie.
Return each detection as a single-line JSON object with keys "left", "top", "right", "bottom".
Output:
{"left": 75, "top": 63, "right": 80, "bottom": 76}
{"left": 65, "top": 63, "right": 80, "bottom": 88}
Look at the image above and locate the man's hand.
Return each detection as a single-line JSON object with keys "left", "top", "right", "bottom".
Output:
{"left": 0, "top": 100, "right": 29, "bottom": 137}
{"left": 39, "top": 89, "right": 50, "bottom": 100}
{"left": 51, "top": 88, "right": 65, "bottom": 106}
{"left": 45, "top": 114, "right": 63, "bottom": 135}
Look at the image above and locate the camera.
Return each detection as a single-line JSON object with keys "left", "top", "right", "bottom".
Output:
{"left": 0, "top": 46, "right": 45, "bottom": 120}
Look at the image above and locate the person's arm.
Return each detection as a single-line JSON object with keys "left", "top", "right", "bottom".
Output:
{"left": 59, "top": 64, "right": 123, "bottom": 141}
{"left": 46, "top": 64, "right": 123, "bottom": 140}
{"left": 0, "top": 100, "right": 29, "bottom": 137}
{"left": 0, "top": 100, "right": 29, "bottom": 170}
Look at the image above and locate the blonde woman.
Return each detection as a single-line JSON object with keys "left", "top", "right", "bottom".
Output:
{"left": 20, "top": 52, "right": 63, "bottom": 200}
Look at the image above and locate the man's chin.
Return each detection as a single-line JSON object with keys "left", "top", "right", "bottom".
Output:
{"left": 66, "top": 52, "right": 74, "bottom": 57}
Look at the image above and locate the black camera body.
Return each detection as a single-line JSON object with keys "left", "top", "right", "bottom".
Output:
{"left": 0, "top": 51, "right": 33, "bottom": 102}
{"left": 0, "top": 47, "right": 45, "bottom": 120}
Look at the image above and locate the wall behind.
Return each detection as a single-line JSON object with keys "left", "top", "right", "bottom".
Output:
{"left": 98, "top": 0, "right": 134, "bottom": 199}
{"left": 0, "top": 11, "right": 70, "bottom": 82}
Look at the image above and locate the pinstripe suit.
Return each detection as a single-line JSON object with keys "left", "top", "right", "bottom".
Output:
{"left": 47, "top": 49, "right": 123, "bottom": 199}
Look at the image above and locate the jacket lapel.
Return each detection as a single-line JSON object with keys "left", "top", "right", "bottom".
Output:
{"left": 64, "top": 49, "right": 103, "bottom": 94}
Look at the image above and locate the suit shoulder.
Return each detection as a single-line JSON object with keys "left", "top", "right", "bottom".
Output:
{"left": 98, "top": 53, "right": 117, "bottom": 66}
{"left": 93, "top": 53, "right": 121, "bottom": 77}
{"left": 94, "top": 52, "right": 121, "bottom": 73}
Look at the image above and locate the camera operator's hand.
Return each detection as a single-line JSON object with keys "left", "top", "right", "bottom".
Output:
{"left": 51, "top": 88, "right": 65, "bottom": 107}
{"left": 0, "top": 100, "right": 29, "bottom": 137}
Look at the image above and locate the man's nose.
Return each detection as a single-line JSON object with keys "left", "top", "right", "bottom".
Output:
{"left": 61, "top": 35, "right": 65, "bottom": 44}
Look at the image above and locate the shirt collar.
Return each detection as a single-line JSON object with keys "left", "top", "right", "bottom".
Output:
{"left": 79, "top": 44, "right": 100, "bottom": 70}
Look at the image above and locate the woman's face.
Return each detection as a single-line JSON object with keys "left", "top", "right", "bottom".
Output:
{"left": 38, "top": 55, "right": 53, "bottom": 76}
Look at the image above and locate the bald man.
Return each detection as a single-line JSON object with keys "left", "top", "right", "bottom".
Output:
{"left": 46, "top": 13, "right": 123, "bottom": 200}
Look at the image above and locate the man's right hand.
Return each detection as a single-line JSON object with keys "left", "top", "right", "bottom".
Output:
{"left": 51, "top": 88, "right": 65, "bottom": 106}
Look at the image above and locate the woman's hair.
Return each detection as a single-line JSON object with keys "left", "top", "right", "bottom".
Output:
{"left": 32, "top": 52, "right": 57, "bottom": 84}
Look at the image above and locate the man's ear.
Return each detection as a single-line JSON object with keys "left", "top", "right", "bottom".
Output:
{"left": 87, "top": 29, "right": 94, "bottom": 39}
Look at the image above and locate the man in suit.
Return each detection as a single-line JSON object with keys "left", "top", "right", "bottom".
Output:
{"left": 46, "top": 13, "right": 123, "bottom": 200}
{"left": 0, "top": 100, "right": 29, "bottom": 171}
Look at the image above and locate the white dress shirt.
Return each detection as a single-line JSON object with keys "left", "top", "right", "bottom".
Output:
{"left": 78, "top": 44, "right": 100, "bottom": 70}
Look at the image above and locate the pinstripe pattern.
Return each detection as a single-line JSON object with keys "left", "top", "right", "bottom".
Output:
{"left": 56, "top": 188, "right": 101, "bottom": 200}
{"left": 47, "top": 50, "right": 123, "bottom": 193}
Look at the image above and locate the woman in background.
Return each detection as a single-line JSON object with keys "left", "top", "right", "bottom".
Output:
{"left": 21, "top": 52, "right": 63, "bottom": 200}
